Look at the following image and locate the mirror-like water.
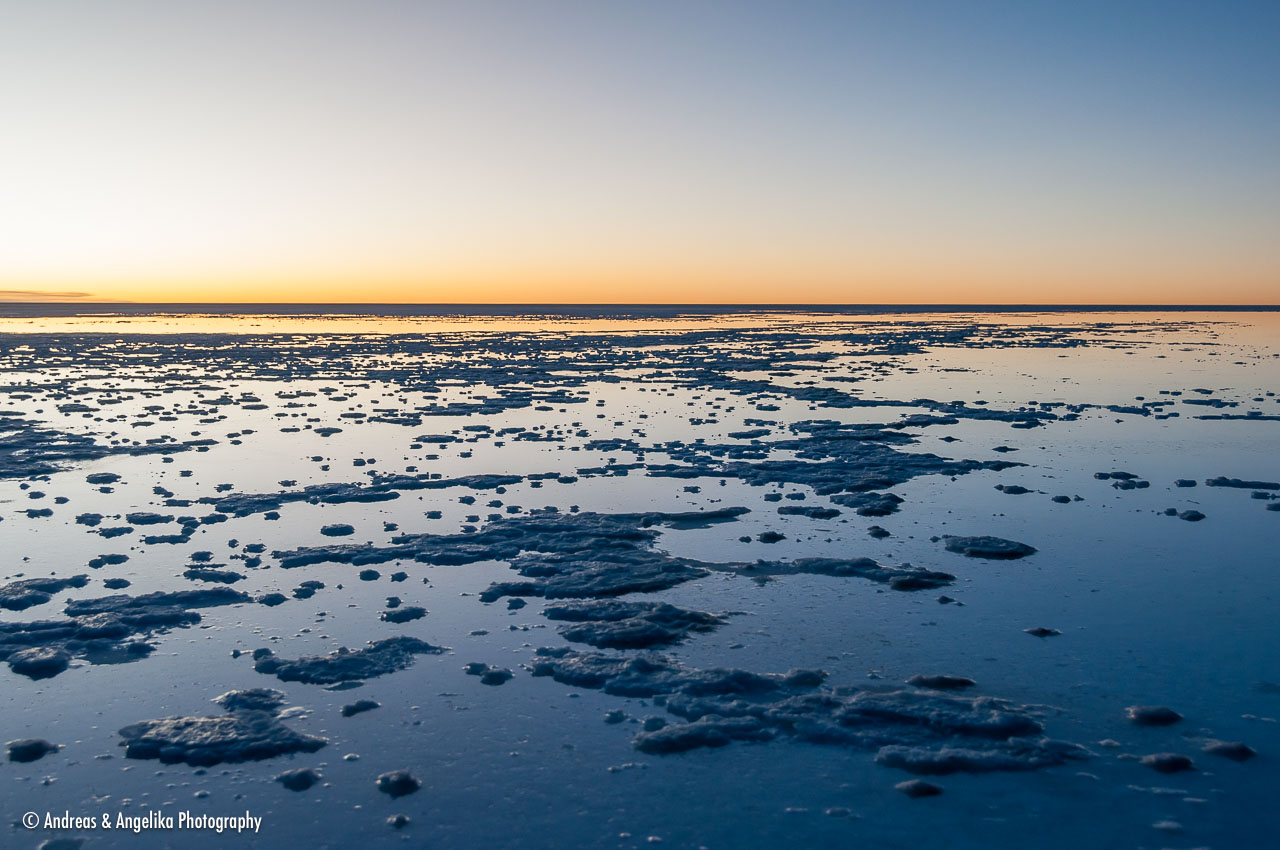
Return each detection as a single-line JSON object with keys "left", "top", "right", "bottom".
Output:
{"left": 1, "top": 309, "right": 1276, "bottom": 850}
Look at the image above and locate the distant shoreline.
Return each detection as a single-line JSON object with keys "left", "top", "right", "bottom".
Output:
{"left": 1, "top": 303, "right": 1277, "bottom": 319}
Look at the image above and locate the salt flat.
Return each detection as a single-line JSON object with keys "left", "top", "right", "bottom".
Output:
{"left": 1, "top": 308, "right": 1276, "bottom": 849}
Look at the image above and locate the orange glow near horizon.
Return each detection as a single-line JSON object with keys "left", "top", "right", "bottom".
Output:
{"left": 9, "top": 256, "right": 1278, "bottom": 306}
{"left": 2, "top": 3, "right": 1277, "bottom": 306}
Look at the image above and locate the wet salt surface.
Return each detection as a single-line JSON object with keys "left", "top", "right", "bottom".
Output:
{"left": 1, "top": 309, "right": 1277, "bottom": 849}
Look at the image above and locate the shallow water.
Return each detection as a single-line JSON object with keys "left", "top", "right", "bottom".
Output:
{"left": 1, "top": 308, "right": 1277, "bottom": 850}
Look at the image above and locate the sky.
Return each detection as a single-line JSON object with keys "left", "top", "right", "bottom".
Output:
{"left": 0, "top": 0, "right": 1277, "bottom": 304}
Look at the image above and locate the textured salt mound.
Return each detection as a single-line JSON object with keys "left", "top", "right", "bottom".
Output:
{"left": 629, "top": 715, "right": 775, "bottom": 752}
{"left": 0, "top": 415, "right": 199, "bottom": 479}
{"left": 531, "top": 647, "right": 813, "bottom": 698}
{"left": 7, "top": 647, "right": 72, "bottom": 678}
{"left": 182, "top": 567, "right": 245, "bottom": 584}
{"left": 376, "top": 770, "right": 421, "bottom": 798}
{"left": 214, "top": 688, "right": 288, "bottom": 713}
{"left": 211, "top": 473, "right": 524, "bottom": 518}
{"left": 0, "top": 575, "right": 89, "bottom": 611}
{"left": 1140, "top": 752, "right": 1194, "bottom": 773}
{"left": 1201, "top": 739, "right": 1255, "bottom": 761}
{"left": 896, "top": 779, "right": 943, "bottom": 798}
{"left": 119, "top": 689, "right": 324, "bottom": 766}
{"left": 481, "top": 554, "right": 710, "bottom": 601}
{"left": 293, "top": 581, "right": 324, "bottom": 599}
{"left": 875, "top": 741, "right": 1087, "bottom": 774}
{"left": 531, "top": 648, "right": 1086, "bottom": 772}
{"left": 463, "top": 662, "right": 514, "bottom": 685}
{"left": 7, "top": 737, "right": 59, "bottom": 762}
{"left": 65, "top": 588, "right": 251, "bottom": 618}
{"left": 908, "top": 674, "right": 976, "bottom": 690}
{"left": 0, "top": 588, "right": 247, "bottom": 679}
{"left": 829, "top": 492, "right": 904, "bottom": 516}
{"left": 1125, "top": 705, "right": 1182, "bottom": 726}
{"left": 543, "top": 600, "right": 726, "bottom": 649}
{"left": 380, "top": 606, "right": 427, "bottom": 624}
{"left": 125, "top": 512, "right": 173, "bottom": 525}
{"left": 717, "top": 420, "right": 1023, "bottom": 498}
{"left": 276, "top": 507, "right": 744, "bottom": 568}
{"left": 777, "top": 505, "right": 841, "bottom": 519}
{"left": 253, "top": 636, "right": 446, "bottom": 684}
{"left": 1206, "top": 477, "right": 1279, "bottom": 490}
{"left": 725, "top": 558, "right": 954, "bottom": 591}
{"left": 276, "top": 767, "right": 322, "bottom": 791}
{"left": 276, "top": 507, "right": 950, "bottom": 603}
{"left": 941, "top": 536, "right": 1037, "bottom": 559}
{"left": 341, "top": 699, "right": 381, "bottom": 717}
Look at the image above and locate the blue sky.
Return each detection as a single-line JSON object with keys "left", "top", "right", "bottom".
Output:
{"left": 0, "top": 1, "right": 1276, "bottom": 302}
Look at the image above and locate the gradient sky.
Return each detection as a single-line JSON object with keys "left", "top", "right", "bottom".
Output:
{"left": 1, "top": 0, "right": 1277, "bottom": 304}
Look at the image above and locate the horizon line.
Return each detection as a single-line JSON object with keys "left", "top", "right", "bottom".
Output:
{"left": 2, "top": 301, "right": 1278, "bottom": 307}
{"left": 0, "top": 301, "right": 1277, "bottom": 309}
{"left": 3, "top": 302, "right": 1278, "bottom": 320}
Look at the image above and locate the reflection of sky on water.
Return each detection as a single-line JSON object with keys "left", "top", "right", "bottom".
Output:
{"left": 0, "top": 311, "right": 1276, "bottom": 850}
